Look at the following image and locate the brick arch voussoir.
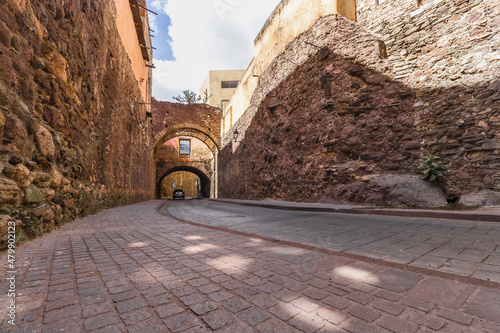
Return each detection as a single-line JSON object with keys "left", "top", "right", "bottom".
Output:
{"left": 152, "top": 123, "right": 220, "bottom": 157}
{"left": 155, "top": 161, "right": 212, "bottom": 182}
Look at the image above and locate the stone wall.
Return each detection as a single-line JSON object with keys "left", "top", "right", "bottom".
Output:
{"left": 218, "top": 11, "right": 500, "bottom": 206}
{"left": 356, "top": 0, "right": 499, "bottom": 88}
{"left": 0, "top": 0, "right": 154, "bottom": 248}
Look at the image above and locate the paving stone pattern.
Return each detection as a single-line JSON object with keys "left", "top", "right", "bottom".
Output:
{"left": 168, "top": 200, "right": 500, "bottom": 283}
{"left": 0, "top": 201, "right": 499, "bottom": 332}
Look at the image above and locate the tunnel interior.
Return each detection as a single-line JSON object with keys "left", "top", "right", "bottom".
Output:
{"left": 157, "top": 166, "right": 211, "bottom": 199}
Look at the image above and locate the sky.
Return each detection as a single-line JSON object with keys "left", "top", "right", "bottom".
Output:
{"left": 145, "top": 0, "right": 282, "bottom": 102}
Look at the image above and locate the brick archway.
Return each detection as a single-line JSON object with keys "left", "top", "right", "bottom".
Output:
{"left": 153, "top": 124, "right": 220, "bottom": 198}
{"left": 151, "top": 100, "right": 222, "bottom": 198}
{"left": 152, "top": 123, "right": 220, "bottom": 157}
{"left": 156, "top": 166, "right": 212, "bottom": 199}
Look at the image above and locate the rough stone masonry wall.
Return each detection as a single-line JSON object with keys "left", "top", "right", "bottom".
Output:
{"left": 0, "top": 0, "right": 154, "bottom": 248}
{"left": 355, "top": 0, "right": 500, "bottom": 198}
{"left": 218, "top": 10, "right": 500, "bottom": 205}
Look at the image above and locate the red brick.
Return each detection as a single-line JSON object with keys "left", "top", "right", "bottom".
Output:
{"left": 373, "top": 300, "right": 405, "bottom": 316}
{"left": 293, "top": 296, "right": 322, "bottom": 312}
{"left": 238, "top": 308, "right": 271, "bottom": 327}
{"left": 378, "top": 315, "right": 419, "bottom": 333}
{"left": 348, "top": 305, "right": 381, "bottom": 322}
{"left": 83, "top": 313, "right": 116, "bottom": 331}
{"left": 201, "top": 309, "right": 235, "bottom": 329}
{"left": 155, "top": 303, "right": 185, "bottom": 318}
{"left": 317, "top": 307, "right": 347, "bottom": 325}
{"left": 323, "top": 295, "right": 351, "bottom": 310}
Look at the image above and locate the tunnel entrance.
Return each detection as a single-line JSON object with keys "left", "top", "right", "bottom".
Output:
{"left": 156, "top": 166, "right": 211, "bottom": 199}
{"left": 152, "top": 125, "right": 220, "bottom": 199}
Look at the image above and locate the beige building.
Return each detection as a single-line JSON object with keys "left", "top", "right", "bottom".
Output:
{"left": 199, "top": 70, "right": 246, "bottom": 115}
{"left": 216, "top": 0, "right": 356, "bottom": 136}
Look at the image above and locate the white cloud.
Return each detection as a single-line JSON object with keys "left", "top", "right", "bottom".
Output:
{"left": 150, "top": 0, "right": 281, "bottom": 101}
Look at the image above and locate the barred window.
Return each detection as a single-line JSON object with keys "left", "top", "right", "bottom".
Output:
{"left": 179, "top": 139, "right": 191, "bottom": 156}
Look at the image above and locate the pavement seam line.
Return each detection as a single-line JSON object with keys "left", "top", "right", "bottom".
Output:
{"left": 159, "top": 200, "right": 500, "bottom": 290}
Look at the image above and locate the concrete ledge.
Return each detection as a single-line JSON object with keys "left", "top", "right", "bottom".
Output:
{"left": 211, "top": 199, "right": 500, "bottom": 223}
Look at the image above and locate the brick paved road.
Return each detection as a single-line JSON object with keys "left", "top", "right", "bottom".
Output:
{"left": 1, "top": 200, "right": 499, "bottom": 332}
{"left": 168, "top": 200, "right": 500, "bottom": 283}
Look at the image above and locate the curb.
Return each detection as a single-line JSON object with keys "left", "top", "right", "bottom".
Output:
{"left": 210, "top": 199, "right": 500, "bottom": 223}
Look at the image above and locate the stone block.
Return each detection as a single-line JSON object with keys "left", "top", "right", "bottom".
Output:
{"left": 24, "top": 184, "right": 45, "bottom": 204}
{"left": 321, "top": 174, "right": 448, "bottom": 208}
{"left": 458, "top": 190, "right": 500, "bottom": 207}
{"left": 30, "top": 204, "right": 47, "bottom": 216}
{"left": 0, "top": 176, "right": 20, "bottom": 204}
{"left": 3, "top": 163, "right": 31, "bottom": 183}
{"left": 34, "top": 125, "right": 55, "bottom": 159}
{"left": 49, "top": 169, "right": 63, "bottom": 188}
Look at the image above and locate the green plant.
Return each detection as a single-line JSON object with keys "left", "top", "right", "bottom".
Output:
{"left": 418, "top": 155, "right": 447, "bottom": 182}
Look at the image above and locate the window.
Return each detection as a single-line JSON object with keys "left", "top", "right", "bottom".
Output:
{"left": 221, "top": 81, "right": 239, "bottom": 89}
{"left": 179, "top": 139, "right": 191, "bottom": 157}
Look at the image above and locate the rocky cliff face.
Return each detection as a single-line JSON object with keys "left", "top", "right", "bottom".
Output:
{"left": 219, "top": 12, "right": 500, "bottom": 207}
{"left": 0, "top": 0, "right": 154, "bottom": 248}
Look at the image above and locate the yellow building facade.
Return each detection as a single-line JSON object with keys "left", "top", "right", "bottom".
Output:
{"left": 220, "top": 0, "right": 356, "bottom": 134}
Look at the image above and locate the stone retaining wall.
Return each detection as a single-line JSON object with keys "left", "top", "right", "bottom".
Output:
{"left": 218, "top": 9, "right": 500, "bottom": 206}
{"left": 0, "top": 0, "right": 154, "bottom": 248}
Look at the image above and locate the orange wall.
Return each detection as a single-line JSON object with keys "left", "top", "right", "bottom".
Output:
{"left": 113, "top": 0, "right": 150, "bottom": 103}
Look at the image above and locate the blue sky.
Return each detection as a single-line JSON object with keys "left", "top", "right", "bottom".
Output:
{"left": 145, "top": 0, "right": 174, "bottom": 61}
{"left": 143, "top": 0, "right": 281, "bottom": 101}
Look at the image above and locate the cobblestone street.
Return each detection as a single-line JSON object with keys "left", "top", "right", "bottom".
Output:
{"left": 1, "top": 200, "right": 499, "bottom": 332}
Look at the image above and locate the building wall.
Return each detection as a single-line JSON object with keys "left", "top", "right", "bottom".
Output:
{"left": 253, "top": 0, "right": 356, "bottom": 75}
{"left": 199, "top": 70, "right": 246, "bottom": 110}
{"left": 113, "top": 0, "right": 152, "bottom": 106}
{"left": 223, "top": 0, "right": 357, "bottom": 134}
{"left": 0, "top": 0, "right": 154, "bottom": 248}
